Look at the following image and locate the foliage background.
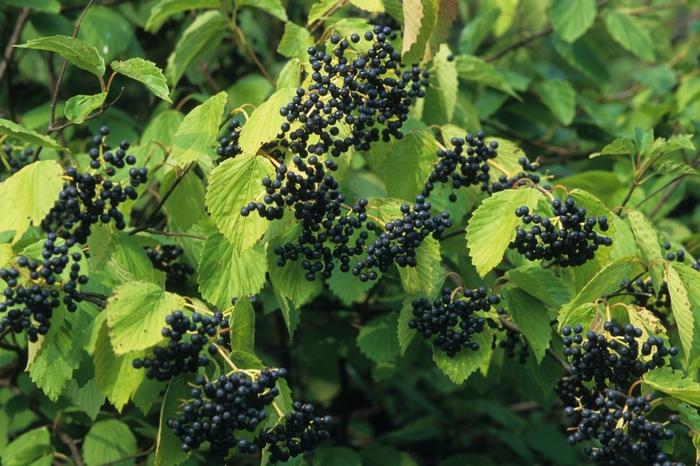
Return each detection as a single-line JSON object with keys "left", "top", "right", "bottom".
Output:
{"left": 1, "top": 0, "right": 700, "bottom": 465}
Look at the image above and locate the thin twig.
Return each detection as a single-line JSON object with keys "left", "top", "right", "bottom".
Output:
{"left": 0, "top": 7, "right": 30, "bottom": 83}
{"left": 233, "top": 26, "right": 273, "bottom": 84}
{"left": 498, "top": 314, "right": 571, "bottom": 372}
{"left": 99, "top": 444, "right": 155, "bottom": 466}
{"left": 58, "top": 432, "right": 85, "bottom": 466}
{"left": 141, "top": 229, "right": 207, "bottom": 240}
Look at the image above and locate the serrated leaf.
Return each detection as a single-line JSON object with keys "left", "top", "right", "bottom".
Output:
{"left": 423, "top": 44, "right": 458, "bottom": 125}
{"left": 397, "top": 299, "right": 416, "bottom": 354}
{"left": 278, "top": 22, "right": 314, "bottom": 60}
{"left": 455, "top": 55, "right": 518, "bottom": 98}
{"left": 627, "top": 209, "right": 664, "bottom": 291}
{"left": 0, "top": 160, "right": 65, "bottom": 240}
{"left": 198, "top": 232, "right": 267, "bottom": 308}
{"left": 307, "top": 0, "right": 338, "bottom": 24}
{"left": 558, "top": 302, "right": 602, "bottom": 331}
{"left": 350, "top": 0, "right": 385, "bottom": 12}
{"left": 2, "top": 427, "right": 51, "bottom": 466}
{"left": 327, "top": 267, "right": 377, "bottom": 305}
{"left": 238, "top": 0, "right": 287, "bottom": 21}
{"left": 206, "top": 154, "right": 276, "bottom": 252}
{"left": 534, "top": 79, "right": 576, "bottom": 125}
{"left": 238, "top": 87, "right": 296, "bottom": 155}
{"left": 230, "top": 298, "right": 255, "bottom": 353}
{"left": 106, "top": 281, "right": 185, "bottom": 354}
{"left": 432, "top": 328, "right": 492, "bottom": 384}
{"left": 66, "top": 377, "right": 105, "bottom": 420}
{"left": 166, "top": 10, "right": 228, "bottom": 88}
{"left": 64, "top": 92, "right": 107, "bottom": 124}
{"left": 145, "top": 0, "right": 221, "bottom": 32}
{"left": 549, "top": 0, "right": 596, "bottom": 43}
{"left": 604, "top": 11, "right": 654, "bottom": 61}
{"left": 397, "top": 237, "right": 444, "bottom": 296}
{"left": 357, "top": 314, "right": 400, "bottom": 363}
{"left": 155, "top": 378, "right": 190, "bottom": 466}
{"left": 590, "top": 137, "right": 635, "bottom": 158}
{"left": 0, "top": 118, "right": 65, "bottom": 151}
{"left": 558, "top": 257, "right": 639, "bottom": 322}
{"left": 162, "top": 169, "right": 206, "bottom": 231}
{"left": 268, "top": 235, "right": 322, "bottom": 307}
{"left": 666, "top": 264, "right": 695, "bottom": 363}
{"left": 466, "top": 188, "right": 543, "bottom": 276}
{"left": 644, "top": 367, "right": 700, "bottom": 407}
{"left": 83, "top": 420, "right": 137, "bottom": 466}
{"left": 170, "top": 91, "right": 228, "bottom": 167}
{"left": 506, "top": 288, "right": 552, "bottom": 363}
{"left": 16, "top": 35, "right": 105, "bottom": 77}
{"left": 506, "top": 265, "right": 573, "bottom": 307}
{"left": 402, "top": 0, "right": 438, "bottom": 64}
{"left": 111, "top": 58, "right": 172, "bottom": 102}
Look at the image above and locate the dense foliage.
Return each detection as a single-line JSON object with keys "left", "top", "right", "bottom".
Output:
{"left": 1, "top": 0, "right": 700, "bottom": 465}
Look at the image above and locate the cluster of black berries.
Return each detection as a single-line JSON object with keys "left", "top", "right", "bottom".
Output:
{"left": 352, "top": 196, "right": 451, "bottom": 280}
{"left": 41, "top": 126, "right": 148, "bottom": 242}
{"left": 488, "top": 157, "right": 542, "bottom": 193}
{"left": 132, "top": 310, "right": 229, "bottom": 381}
{"left": 276, "top": 25, "right": 427, "bottom": 158}
{"left": 408, "top": 287, "right": 499, "bottom": 357}
{"left": 509, "top": 198, "right": 612, "bottom": 267}
{"left": 168, "top": 368, "right": 331, "bottom": 460}
{"left": 145, "top": 245, "right": 194, "bottom": 289}
{"left": 557, "top": 322, "right": 680, "bottom": 465}
{"left": 216, "top": 120, "right": 242, "bottom": 161}
{"left": 0, "top": 235, "right": 85, "bottom": 341}
{"left": 620, "top": 277, "right": 672, "bottom": 322}
{"left": 0, "top": 144, "right": 34, "bottom": 179}
{"left": 258, "top": 401, "right": 333, "bottom": 462}
{"left": 489, "top": 308, "right": 530, "bottom": 363}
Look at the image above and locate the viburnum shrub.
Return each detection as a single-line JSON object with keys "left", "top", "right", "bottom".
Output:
{"left": 1, "top": 1, "right": 700, "bottom": 465}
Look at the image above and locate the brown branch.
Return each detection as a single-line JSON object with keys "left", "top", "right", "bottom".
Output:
{"left": 141, "top": 229, "right": 207, "bottom": 240}
{"left": 99, "top": 444, "right": 155, "bottom": 466}
{"left": 485, "top": 27, "right": 553, "bottom": 62}
{"left": 0, "top": 7, "right": 30, "bottom": 83}
{"left": 58, "top": 432, "right": 85, "bottom": 466}
{"left": 233, "top": 26, "right": 274, "bottom": 84}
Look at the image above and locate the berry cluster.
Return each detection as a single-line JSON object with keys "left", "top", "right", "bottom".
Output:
{"left": 168, "top": 369, "right": 284, "bottom": 453}
{"left": 0, "top": 127, "right": 146, "bottom": 340}
{"left": 168, "top": 369, "right": 332, "bottom": 460}
{"left": 509, "top": 198, "right": 612, "bottom": 267}
{"left": 487, "top": 156, "right": 541, "bottom": 193}
{"left": 216, "top": 119, "right": 242, "bottom": 161}
{"left": 132, "top": 310, "right": 229, "bottom": 381}
{"left": 258, "top": 401, "right": 333, "bottom": 462}
{"left": 408, "top": 287, "right": 499, "bottom": 357}
{"left": 276, "top": 26, "right": 427, "bottom": 158}
{"left": 0, "top": 144, "right": 34, "bottom": 180}
{"left": 557, "top": 321, "right": 680, "bottom": 465}
{"left": 620, "top": 277, "right": 672, "bottom": 322}
{"left": 352, "top": 196, "right": 451, "bottom": 280}
{"left": 145, "top": 245, "right": 194, "bottom": 289}
{"left": 491, "top": 308, "right": 530, "bottom": 363}
{"left": 41, "top": 126, "right": 148, "bottom": 242}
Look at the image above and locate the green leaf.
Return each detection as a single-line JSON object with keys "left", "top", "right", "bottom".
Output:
{"left": 111, "top": 58, "right": 172, "bottom": 103}
{"left": 268, "top": 237, "right": 322, "bottom": 307}
{"left": 558, "top": 257, "right": 639, "bottom": 323}
{"left": 454, "top": 55, "right": 518, "bottom": 98}
{"left": 466, "top": 188, "right": 544, "bottom": 276}
{"left": 155, "top": 379, "right": 190, "bottom": 466}
{"left": 2, "top": 0, "right": 60, "bottom": 13}
{"left": 666, "top": 264, "right": 695, "bottom": 363}
{"left": 3, "top": 427, "right": 51, "bottom": 466}
{"left": 397, "top": 299, "right": 416, "bottom": 354}
{"left": 644, "top": 367, "right": 700, "bottom": 408}
{"left": 505, "top": 288, "right": 552, "bottom": 363}
{"left": 66, "top": 378, "right": 105, "bottom": 420}
{"left": 0, "top": 118, "right": 65, "bottom": 151}
{"left": 166, "top": 10, "right": 228, "bottom": 88}
{"left": 401, "top": 0, "right": 439, "bottom": 64}
{"left": 534, "top": 79, "right": 576, "bottom": 125}
{"left": 161, "top": 169, "right": 206, "bottom": 231}
{"left": 93, "top": 323, "right": 145, "bottom": 412}
{"left": 423, "top": 44, "right": 458, "bottom": 125}
{"left": 197, "top": 232, "right": 267, "bottom": 308}
{"left": 627, "top": 209, "right": 664, "bottom": 291}
{"left": 558, "top": 302, "right": 603, "bottom": 331}
{"left": 16, "top": 35, "right": 105, "bottom": 77}
{"left": 397, "top": 237, "right": 445, "bottom": 296}
{"left": 350, "top": 0, "right": 385, "bottom": 12}
{"left": 83, "top": 420, "right": 137, "bottom": 466}
{"left": 433, "top": 328, "right": 492, "bottom": 384}
{"left": 603, "top": 11, "right": 655, "bottom": 61}
{"left": 106, "top": 281, "right": 185, "bottom": 354}
{"left": 307, "top": 0, "right": 338, "bottom": 24}
{"left": 278, "top": 22, "right": 314, "bottom": 60}
{"left": 238, "top": 87, "right": 296, "bottom": 154}
{"left": 549, "top": 0, "right": 596, "bottom": 43}
{"left": 230, "top": 298, "right": 256, "bottom": 353}
{"left": 205, "top": 154, "right": 276, "bottom": 252}
{"left": 64, "top": 92, "right": 107, "bottom": 124}
{"left": 145, "top": 0, "right": 221, "bottom": 32}
{"left": 327, "top": 268, "right": 377, "bottom": 306}
{"left": 506, "top": 265, "right": 573, "bottom": 307}
{"left": 361, "top": 445, "right": 418, "bottom": 466}
{"left": 313, "top": 446, "right": 363, "bottom": 466}
{"left": 78, "top": 6, "right": 134, "bottom": 63}
{"left": 590, "top": 137, "right": 636, "bottom": 158}
{"left": 0, "top": 160, "right": 65, "bottom": 240}
{"left": 170, "top": 91, "right": 227, "bottom": 167}
{"left": 458, "top": 7, "right": 499, "bottom": 55}
{"left": 238, "top": 0, "right": 288, "bottom": 21}
{"left": 357, "top": 314, "right": 400, "bottom": 364}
